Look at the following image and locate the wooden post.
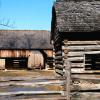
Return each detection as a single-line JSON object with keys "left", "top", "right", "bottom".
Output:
{"left": 63, "top": 40, "right": 71, "bottom": 100}
{"left": 64, "top": 58, "right": 71, "bottom": 100}
{"left": 64, "top": 55, "right": 71, "bottom": 100}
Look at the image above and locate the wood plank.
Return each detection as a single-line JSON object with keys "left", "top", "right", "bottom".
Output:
{"left": 55, "top": 56, "right": 63, "bottom": 60}
{"left": 0, "top": 91, "right": 63, "bottom": 96}
{"left": 64, "top": 51, "right": 100, "bottom": 57}
{"left": 55, "top": 68, "right": 64, "bottom": 76}
{"left": 72, "top": 74, "right": 100, "bottom": 80}
{"left": 71, "top": 68, "right": 85, "bottom": 73}
{"left": 71, "top": 70, "right": 100, "bottom": 74}
{"left": 72, "top": 80, "right": 100, "bottom": 91}
{"left": 71, "top": 92, "right": 100, "bottom": 100}
{"left": 64, "top": 58, "right": 71, "bottom": 100}
{"left": 55, "top": 61, "right": 64, "bottom": 65}
{"left": 55, "top": 51, "right": 62, "bottom": 56}
{"left": 55, "top": 65, "right": 63, "bottom": 70}
{"left": 68, "top": 57, "right": 84, "bottom": 61}
{"left": 71, "top": 63, "right": 84, "bottom": 68}
{"left": 18, "top": 97, "right": 67, "bottom": 100}
{"left": 67, "top": 41, "right": 100, "bottom": 45}
{"left": 62, "top": 45, "right": 100, "bottom": 51}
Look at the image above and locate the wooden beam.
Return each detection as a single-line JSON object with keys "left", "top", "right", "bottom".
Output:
{"left": 67, "top": 41, "right": 100, "bottom": 45}
{"left": 68, "top": 57, "right": 84, "bottom": 61}
{"left": 55, "top": 56, "right": 63, "bottom": 60}
{"left": 62, "top": 45, "right": 100, "bottom": 51}
{"left": 64, "top": 51, "right": 100, "bottom": 57}
{"left": 55, "top": 68, "right": 64, "bottom": 76}
{"left": 64, "top": 58, "right": 71, "bottom": 100}
{"left": 55, "top": 51, "right": 62, "bottom": 56}
{"left": 70, "top": 63, "right": 84, "bottom": 68}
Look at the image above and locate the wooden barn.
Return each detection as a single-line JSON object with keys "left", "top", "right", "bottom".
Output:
{"left": 51, "top": 0, "right": 100, "bottom": 99}
{"left": 0, "top": 30, "right": 53, "bottom": 70}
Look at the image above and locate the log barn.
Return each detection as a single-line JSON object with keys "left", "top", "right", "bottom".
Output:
{"left": 51, "top": 0, "right": 100, "bottom": 99}
{"left": 0, "top": 30, "right": 53, "bottom": 70}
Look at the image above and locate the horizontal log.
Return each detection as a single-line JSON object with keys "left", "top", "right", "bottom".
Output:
{"left": 55, "top": 51, "right": 62, "bottom": 56}
{"left": 0, "top": 91, "right": 63, "bottom": 96}
{"left": 55, "top": 56, "right": 63, "bottom": 60}
{"left": 67, "top": 41, "right": 100, "bottom": 45}
{"left": 71, "top": 63, "right": 84, "bottom": 68}
{"left": 55, "top": 69, "right": 64, "bottom": 76}
{"left": 55, "top": 65, "right": 63, "bottom": 70}
{"left": 68, "top": 57, "right": 84, "bottom": 61}
{"left": 72, "top": 74, "right": 100, "bottom": 81}
{"left": 71, "top": 68, "right": 84, "bottom": 73}
{"left": 62, "top": 45, "right": 100, "bottom": 51}
{"left": 13, "top": 97, "right": 67, "bottom": 100}
{"left": 72, "top": 82, "right": 100, "bottom": 91}
{"left": 63, "top": 51, "right": 100, "bottom": 57}
{"left": 55, "top": 60, "right": 64, "bottom": 65}
{"left": 71, "top": 70, "right": 100, "bottom": 74}
{"left": 71, "top": 92, "right": 100, "bottom": 99}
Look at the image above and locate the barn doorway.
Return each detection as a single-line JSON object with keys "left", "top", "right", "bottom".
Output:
{"left": 5, "top": 57, "right": 28, "bottom": 70}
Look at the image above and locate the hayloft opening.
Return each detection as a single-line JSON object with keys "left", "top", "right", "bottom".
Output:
{"left": 5, "top": 57, "right": 28, "bottom": 70}
{"left": 85, "top": 54, "right": 100, "bottom": 70}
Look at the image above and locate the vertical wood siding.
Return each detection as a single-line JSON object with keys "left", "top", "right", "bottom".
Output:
{"left": 0, "top": 50, "right": 44, "bottom": 69}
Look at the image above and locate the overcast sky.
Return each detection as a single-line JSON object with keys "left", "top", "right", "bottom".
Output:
{"left": 0, "top": 0, "right": 55, "bottom": 30}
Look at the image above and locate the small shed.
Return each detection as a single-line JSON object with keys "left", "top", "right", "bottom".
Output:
{"left": 0, "top": 30, "right": 53, "bottom": 70}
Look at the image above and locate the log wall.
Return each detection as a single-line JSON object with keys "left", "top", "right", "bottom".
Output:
{"left": 62, "top": 40, "right": 100, "bottom": 74}
{"left": 54, "top": 39, "right": 100, "bottom": 100}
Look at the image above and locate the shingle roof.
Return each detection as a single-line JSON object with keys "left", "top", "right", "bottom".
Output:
{"left": 51, "top": 0, "right": 100, "bottom": 33}
{"left": 0, "top": 30, "right": 53, "bottom": 49}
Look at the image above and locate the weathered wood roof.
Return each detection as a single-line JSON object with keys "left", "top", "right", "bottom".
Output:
{"left": 51, "top": 0, "right": 100, "bottom": 34}
{"left": 0, "top": 30, "right": 53, "bottom": 49}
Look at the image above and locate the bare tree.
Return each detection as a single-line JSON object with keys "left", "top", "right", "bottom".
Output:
{"left": 0, "top": 0, "right": 14, "bottom": 28}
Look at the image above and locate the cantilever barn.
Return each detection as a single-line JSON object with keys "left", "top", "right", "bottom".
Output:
{"left": 51, "top": 0, "right": 100, "bottom": 99}
{"left": 0, "top": 30, "right": 53, "bottom": 70}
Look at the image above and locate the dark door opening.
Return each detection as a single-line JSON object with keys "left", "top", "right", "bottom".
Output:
{"left": 85, "top": 54, "right": 100, "bottom": 70}
{"left": 5, "top": 57, "right": 28, "bottom": 70}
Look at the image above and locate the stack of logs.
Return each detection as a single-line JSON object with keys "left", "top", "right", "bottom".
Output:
{"left": 54, "top": 38, "right": 100, "bottom": 100}
{"left": 54, "top": 32, "right": 71, "bottom": 99}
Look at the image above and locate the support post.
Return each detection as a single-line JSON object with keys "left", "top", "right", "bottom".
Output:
{"left": 65, "top": 58, "right": 71, "bottom": 100}
{"left": 63, "top": 40, "right": 71, "bottom": 100}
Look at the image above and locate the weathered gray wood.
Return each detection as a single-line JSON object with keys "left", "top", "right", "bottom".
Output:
{"left": 62, "top": 45, "right": 100, "bottom": 51}
{"left": 70, "top": 63, "right": 84, "bottom": 68}
{"left": 55, "top": 56, "right": 63, "bottom": 60}
{"left": 72, "top": 74, "right": 100, "bottom": 80}
{"left": 55, "top": 65, "right": 63, "bottom": 70}
{"left": 68, "top": 57, "right": 84, "bottom": 61}
{"left": 64, "top": 51, "right": 100, "bottom": 57}
{"left": 67, "top": 41, "right": 100, "bottom": 45}
{"left": 63, "top": 52, "right": 84, "bottom": 57}
{"left": 71, "top": 70, "right": 100, "bottom": 74}
{"left": 55, "top": 68, "right": 64, "bottom": 76}
{"left": 15, "top": 97, "right": 67, "bottom": 100}
{"left": 71, "top": 68, "right": 84, "bottom": 73}
{"left": 55, "top": 60, "right": 64, "bottom": 64}
{"left": 71, "top": 92, "right": 100, "bottom": 100}
{"left": 0, "top": 91, "right": 63, "bottom": 96}
{"left": 64, "top": 58, "right": 71, "bottom": 100}
{"left": 55, "top": 51, "right": 62, "bottom": 56}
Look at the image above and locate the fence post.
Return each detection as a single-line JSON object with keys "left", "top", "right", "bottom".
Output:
{"left": 63, "top": 45, "right": 71, "bottom": 100}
